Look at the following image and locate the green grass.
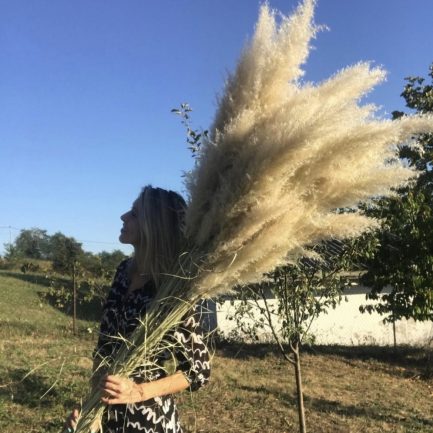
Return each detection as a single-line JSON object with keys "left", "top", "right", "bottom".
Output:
{"left": 0, "top": 270, "right": 98, "bottom": 432}
{"left": 0, "top": 270, "right": 432, "bottom": 433}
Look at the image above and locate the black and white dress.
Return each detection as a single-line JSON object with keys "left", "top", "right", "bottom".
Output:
{"left": 94, "top": 259, "right": 211, "bottom": 433}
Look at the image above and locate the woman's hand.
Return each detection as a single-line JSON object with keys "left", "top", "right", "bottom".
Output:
{"left": 100, "top": 375, "right": 147, "bottom": 405}
{"left": 64, "top": 408, "right": 79, "bottom": 432}
{"left": 64, "top": 407, "right": 101, "bottom": 433}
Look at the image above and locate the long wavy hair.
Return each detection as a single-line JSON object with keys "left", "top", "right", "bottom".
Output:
{"left": 132, "top": 185, "right": 187, "bottom": 286}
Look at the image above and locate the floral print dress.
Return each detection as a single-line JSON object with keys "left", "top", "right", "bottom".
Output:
{"left": 94, "top": 259, "right": 211, "bottom": 433}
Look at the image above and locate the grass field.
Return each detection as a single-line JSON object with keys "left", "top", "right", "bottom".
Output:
{"left": 0, "top": 269, "right": 432, "bottom": 433}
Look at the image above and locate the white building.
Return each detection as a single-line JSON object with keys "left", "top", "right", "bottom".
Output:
{"left": 208, "top": 285, "right": 433, "bottom": 346}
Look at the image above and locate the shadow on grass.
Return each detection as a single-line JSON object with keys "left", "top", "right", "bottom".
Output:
{"left": 0, "top": 368, "right": 76, "bottom": 409}
{"left": 307, "top": 344, "right": 427, "bottom": 365}
{"left": 237, "top": 383, "right": 433, "bottom": 428}
{"left": 216, "top": 341, "right": 432, "bottom": 379}
{"left": 0, "top": 270, "right": 64, "bottom": 288}
{"left": 215, "top": 340, "right": 277, "bottom": 360}
{"left": 307, "top": 396, "right": 433, "bottom": 428}
{"left": 40, "top": 292, "right": 104, "bottom": 323}
{"left": 237, "top": 383, "right": 296, "bottom": 407}
{"left": 306, "top": 344, "right": 433, "bottom": 380}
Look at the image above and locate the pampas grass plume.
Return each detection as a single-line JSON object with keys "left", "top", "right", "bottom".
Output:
{"left": 184, "top": 0, "right": 433, "bottom": 294}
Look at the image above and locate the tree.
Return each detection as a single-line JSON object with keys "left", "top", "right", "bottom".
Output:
{"left": 230, "top": 239, "right": 368, "bottom": 433}
{"left": 49, "top": 232, "right": 84, "bottom": 274}
{"left": 48, "top": 232, "right": 84, "bottom": 334}
{"left": 6, "top": 228, "right": 50, "bottom": 260}
{"left": 98, "top": 249, "right": 128, "bottom": 275}
{"left": 3, "top": 242, "right": 20, "bottom": 260}
{"left": 361, "top": 64, "right": 433, "bottom": 323}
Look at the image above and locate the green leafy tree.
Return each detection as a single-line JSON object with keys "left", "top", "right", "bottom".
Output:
{"left": 48, "top": 232, "right": 84, "bottom": 333}
{"left": 80, "top": 252, "right": 104, "bottom": 277}
{"left": 361, "top": 64, "right": 433, "bottom": 322}
{"left": 98, "top": 249, "right": 128, "bottom": 275}
{"left": 49, "top": 232, "right": 84, "bottom": 274}
{"left": 3, "top": 242, "right": 20, "bottom": 260}
{"left": 6, "top": 228, "right": 50, "bottom": 260}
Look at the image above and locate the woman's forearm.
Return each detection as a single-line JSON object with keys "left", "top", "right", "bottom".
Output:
{"left": 100, "top": 371, "right": 190, "bottom": 405}
{"left": 138, "top": 371, "right": 190, "bottom": 401}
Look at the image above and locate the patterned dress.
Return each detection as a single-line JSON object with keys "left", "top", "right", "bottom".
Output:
{"left": 94, "top": 259, "right": 211, "bottom": 433}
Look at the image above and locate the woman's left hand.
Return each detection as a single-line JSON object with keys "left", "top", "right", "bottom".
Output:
{"left": 100, "top": 375, "right": 146, "bottom": 405}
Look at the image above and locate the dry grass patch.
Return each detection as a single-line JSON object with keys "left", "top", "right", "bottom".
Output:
{"left": 1, "top": 337, "right": 432, "bottom": 433}
{"left": 177, "top": 343, "right": 433, "bottom": 433}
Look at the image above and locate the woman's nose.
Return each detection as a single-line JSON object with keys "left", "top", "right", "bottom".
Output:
{"left": 120, "top": 212, "right": 127, "bottom": 221}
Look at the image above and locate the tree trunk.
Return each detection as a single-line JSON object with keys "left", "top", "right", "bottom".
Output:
{"left": 72, "top": 262, "right": 77, "bottom": 336}
{"left": 292, "top": 340, "right": 307, "bottom": 433}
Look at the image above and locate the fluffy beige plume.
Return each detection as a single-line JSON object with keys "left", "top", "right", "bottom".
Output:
{"left": 185, "top": 0, "right": 433, "bottom": 295}
{"left": 212, "top": 0, "right": 318, "bottom": 134}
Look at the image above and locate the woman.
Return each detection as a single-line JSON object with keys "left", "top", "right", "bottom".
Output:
{"left": 67, "top": 186, "right": 210, "bottom": 433}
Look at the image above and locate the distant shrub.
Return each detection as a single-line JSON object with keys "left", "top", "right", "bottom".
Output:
{"left": 43, "top": 270, "right": 111, "bottom": 313}
{"left": 0, "top": 257, "right": 17, "bottom": 270}
{"left": 20, "top": 261, "right": 41, "bottom": 274}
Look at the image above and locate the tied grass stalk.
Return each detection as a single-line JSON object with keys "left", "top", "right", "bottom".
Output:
{"left": 64, "top": 1, "right": 433, "bottom": 430}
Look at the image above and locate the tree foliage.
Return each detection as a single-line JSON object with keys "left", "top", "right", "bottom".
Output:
{"left": 171, "top": 103, "right": 208, "bottom": 157}
{"left": 49, "top": 232, "right": 84, "bottom": 274}
{"left": 4, "top": 228, "right": 50, "bottom": 260}
{"left": 4, "top": 228, "right": 127, "bottom": 277}
{"left": 361, "top": 64, "right": 433, "bottom": 322}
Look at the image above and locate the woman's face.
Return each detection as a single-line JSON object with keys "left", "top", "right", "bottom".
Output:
{"left": 119, "top": 200, "right": 140, "bottom": 246}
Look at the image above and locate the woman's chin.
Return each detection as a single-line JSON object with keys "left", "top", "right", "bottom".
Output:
{"left": 119, "top": 235, "right": 135, "bottom": 246}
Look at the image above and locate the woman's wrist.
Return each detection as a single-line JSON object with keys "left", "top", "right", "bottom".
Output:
{"left": 133, "top": 382, "right": 149, "bottom": 402}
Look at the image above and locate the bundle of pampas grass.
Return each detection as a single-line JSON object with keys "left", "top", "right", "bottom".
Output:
{"left": 67, "top": 0, "right": 433, "bottom": 431}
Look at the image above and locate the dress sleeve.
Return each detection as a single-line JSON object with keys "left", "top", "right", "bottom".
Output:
{"left": 93, "top": 259, "right": 129, "bottom": 363}
{"left": 173, "top": 303, "right": 211, "bottom": 392}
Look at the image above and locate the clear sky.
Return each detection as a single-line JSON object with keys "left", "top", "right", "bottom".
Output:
{"left": 1, "top": 0, "right": 432, "bottom": 256}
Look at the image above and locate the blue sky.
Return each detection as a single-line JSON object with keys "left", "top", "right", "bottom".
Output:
{"left": 1, "top": 0, "right": 432, "bottom": 256}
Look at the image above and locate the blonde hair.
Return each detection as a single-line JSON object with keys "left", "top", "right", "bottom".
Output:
{"left": 132, "top": 186, "right": 186, "bottom": 286}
